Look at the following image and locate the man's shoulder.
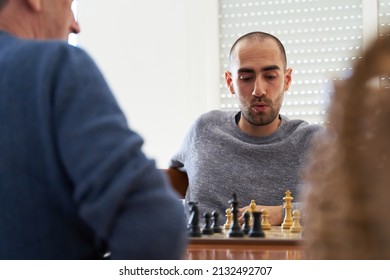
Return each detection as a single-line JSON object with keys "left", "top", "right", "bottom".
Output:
{"left": 282, "top": 116, "right": 323, "bottom": 132}
{"left": 38, "top": 40, "right": 90, "bottom": 63}
{"left": 197, "top": 110, "right": 235, "bottom": 122}
{"left": 2, "top": 37, "right": 89, "bottom": 74}
{"left": 4, "top": 34, "right": 73, "bottom": 53}
{"left": 189, "top": 110, "right": 235, "bottom": 134}
{"left": 280, "top": 116, "right": 324, "bottom": 144}
{"left": 296, "top": 121, "right": 323, "bottom": 134}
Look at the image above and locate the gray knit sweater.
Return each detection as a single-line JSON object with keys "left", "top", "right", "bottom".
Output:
{"left": 170, "top": 110, "right": 322, "bottom": 225}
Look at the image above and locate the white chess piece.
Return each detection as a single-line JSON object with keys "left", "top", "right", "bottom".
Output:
{"left": 290, "top": 209, "right": 302, "bottom": 233}
{"left": 261, "top": 209, "right": 272, "bottom": 230}
{"left": 282, "top": 190, "right": 294, "bottom": 229}
{"left": 224, "top": 208, "right": 232, "bottom": 230}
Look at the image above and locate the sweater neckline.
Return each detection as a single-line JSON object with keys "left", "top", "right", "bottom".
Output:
{"left": 230, "top": 111, "right": 286, "bottom": 144}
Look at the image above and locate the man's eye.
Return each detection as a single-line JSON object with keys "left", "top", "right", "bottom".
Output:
{"left": 239, "top": 75, "right": 253, "bottom": 81}
{"left": 265, "top": 75, "right": 277, "bottom": 80}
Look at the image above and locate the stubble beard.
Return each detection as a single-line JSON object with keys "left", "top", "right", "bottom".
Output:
{"left": 242, "top": 109, "right": 278, "bottom": 126}
{"left": 241, "top": 99, "right": 280, "bottom": 127}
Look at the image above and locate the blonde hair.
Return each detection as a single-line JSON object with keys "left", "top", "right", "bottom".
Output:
{"left": 303, "top": 33, "right": 390, "bottom": 259}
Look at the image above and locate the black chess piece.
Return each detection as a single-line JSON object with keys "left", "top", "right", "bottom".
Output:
{"left": 228, "top": 193, "right": 244, "bottom": 237}
{"left": 242, "top": 211, "right": 251, "bottom": 235}
{"left": 212, "top": 211, "right": 223, "bottom": 233}
{"left": 202, "top": 212, "right": 214, "bottom": 235}
{"left": 249, "top": 211, "right": 265, "bottom": 238}
{"left": 187, "top": 201, "right": 202, "bottom": 237}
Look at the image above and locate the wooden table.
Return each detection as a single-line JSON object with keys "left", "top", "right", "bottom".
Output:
{"left": 184, "top": 226, "right": 305, "bottom": 260}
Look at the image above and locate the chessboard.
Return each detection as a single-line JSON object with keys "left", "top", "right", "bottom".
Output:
{"left": 185, "top": 191, "right": 305, "bottom": 260}
{"left": 186, "top": 226, "right": 304, "bottom": 260}
{"left": 189, "top": 226, "right": 302, "bottom": 246}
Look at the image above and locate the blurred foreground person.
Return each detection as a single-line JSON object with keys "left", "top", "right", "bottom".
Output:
{"left": 0, "top": 0, "right": 187, "bottom": 259}
{"left": 303, "top": 33, "right": 390, "bottom": 259}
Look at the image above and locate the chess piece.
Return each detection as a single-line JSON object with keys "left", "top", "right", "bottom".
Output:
{"left": 228, "top": 193, "right": 244, "bottom": 237}
{"left": 250, "top": 200, "right": 256, "bottom": 212}
{"left": 223, "top": 208, "right": 232, "bottom": 230}
{"left": 242, "top": 210, "right": 251, "bottom": 234}
{"left": 202, "top": 212, "right": 214, "bottom": 235}
{"left": 249, "top": 211, "right": 265, "bottom": 237}
{"left": 187, "top": 201, "right": 202, "bottom": 237}
{"left": 212, "top": 211, "right": 223, "bottom": 233}
{"left": 290, "top": 209, "right": 303, "bottom": 233}
{"left": 261, "top": 209, "right": 272, "bottom": 230}
{"left": 249, "top": 199, "right": 256, "bottom": 226}
{"left": 281, "top": 190, "right": 294, "bottom": 230}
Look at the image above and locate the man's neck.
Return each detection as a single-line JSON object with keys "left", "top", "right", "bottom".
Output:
{"left": 0, "top": 4, "right": 39, "bottom": 39}
{"left": 237, "top": 113, "right": 282, "bottom": 137}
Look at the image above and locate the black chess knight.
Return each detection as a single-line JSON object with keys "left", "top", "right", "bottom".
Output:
{"left": 187, "top": 201, "right": 202, "bottom": 237}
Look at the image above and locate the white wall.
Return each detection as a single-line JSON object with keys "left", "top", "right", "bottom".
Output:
{"left": 77, "top": 0, "right": 220, "bottom": 167}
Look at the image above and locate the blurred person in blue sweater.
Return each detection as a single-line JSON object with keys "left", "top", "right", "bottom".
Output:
{"left": 0, "top": 0, "right": 187, "bottom": 259}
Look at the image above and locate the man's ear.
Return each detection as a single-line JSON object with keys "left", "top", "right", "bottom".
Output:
{"left": 284, "top": 67, "right": 293, "bottom": 92}
{"left": 25, "top": 0, "right": 42, "bottom": 12}
{"left": 225, "top": 71, "right": 235, "bottom": 95}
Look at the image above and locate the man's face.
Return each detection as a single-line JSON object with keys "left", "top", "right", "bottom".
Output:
{"left": 41, "top": 0, "right": 80, "bottom": 40}
{"left": 225, "top": 38, "right": 292, "bottom": 131}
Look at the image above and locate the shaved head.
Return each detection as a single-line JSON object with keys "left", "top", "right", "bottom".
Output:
{"left": 229, "top": 31, "right": 287, "bottom": 69}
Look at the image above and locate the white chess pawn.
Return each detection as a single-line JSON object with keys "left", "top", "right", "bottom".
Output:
{"left": 290, "top": 209, "right": 302, "bottom": 233}
{"left": 224, "top": 208, "right": 232, "bottom": 230}
{"left": 261, "top": 209, "right": 272, "bottom": 230}
{"left": 248, "top": 200, "right": 256, "bottom": 226}
{"left": 250, "top": 200, "right": 256, "bottom": 212}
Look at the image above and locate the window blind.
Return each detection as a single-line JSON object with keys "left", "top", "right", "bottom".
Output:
{"left": 219, "top": 0, "right": 364, "bottom": 124}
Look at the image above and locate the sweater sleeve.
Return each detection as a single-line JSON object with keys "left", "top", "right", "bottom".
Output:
{"left": 169, "top": 117, "right": 198, "bottom": 171}
{"left": 51, "top": 46, "right": 187, "bottom": 259}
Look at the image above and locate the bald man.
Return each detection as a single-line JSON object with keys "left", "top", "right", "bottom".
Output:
{"left": 170, "top": 32, "right": 322, "bottom": 226}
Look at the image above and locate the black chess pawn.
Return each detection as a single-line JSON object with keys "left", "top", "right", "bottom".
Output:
{"left": 212, "top": 211, "right": 223, "bottom": 233}
{"left": 228, "top": 193, "right": 244, "bottom": 237}
{"left": 187, "top": 201, "right": 202, "bottom": 237}
{"left": 242, "top": 211, "right": 251, "bottom": 235}
{"left": 249, "top": 211, "right": 265, "bottom": 238}
{"left": 202, "top": 212, "right": 214, "bottom": 235}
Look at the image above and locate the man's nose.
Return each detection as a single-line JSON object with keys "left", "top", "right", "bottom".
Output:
{"left": 252, "top": 78, "right": 266, "bottom": 97}
{"left": 70, "top": 14, "right": 81, "bottom": 35}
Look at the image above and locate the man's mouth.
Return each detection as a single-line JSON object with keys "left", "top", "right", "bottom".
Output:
{"left": 252, "top": 103, "right": 269, "bottom": 113}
